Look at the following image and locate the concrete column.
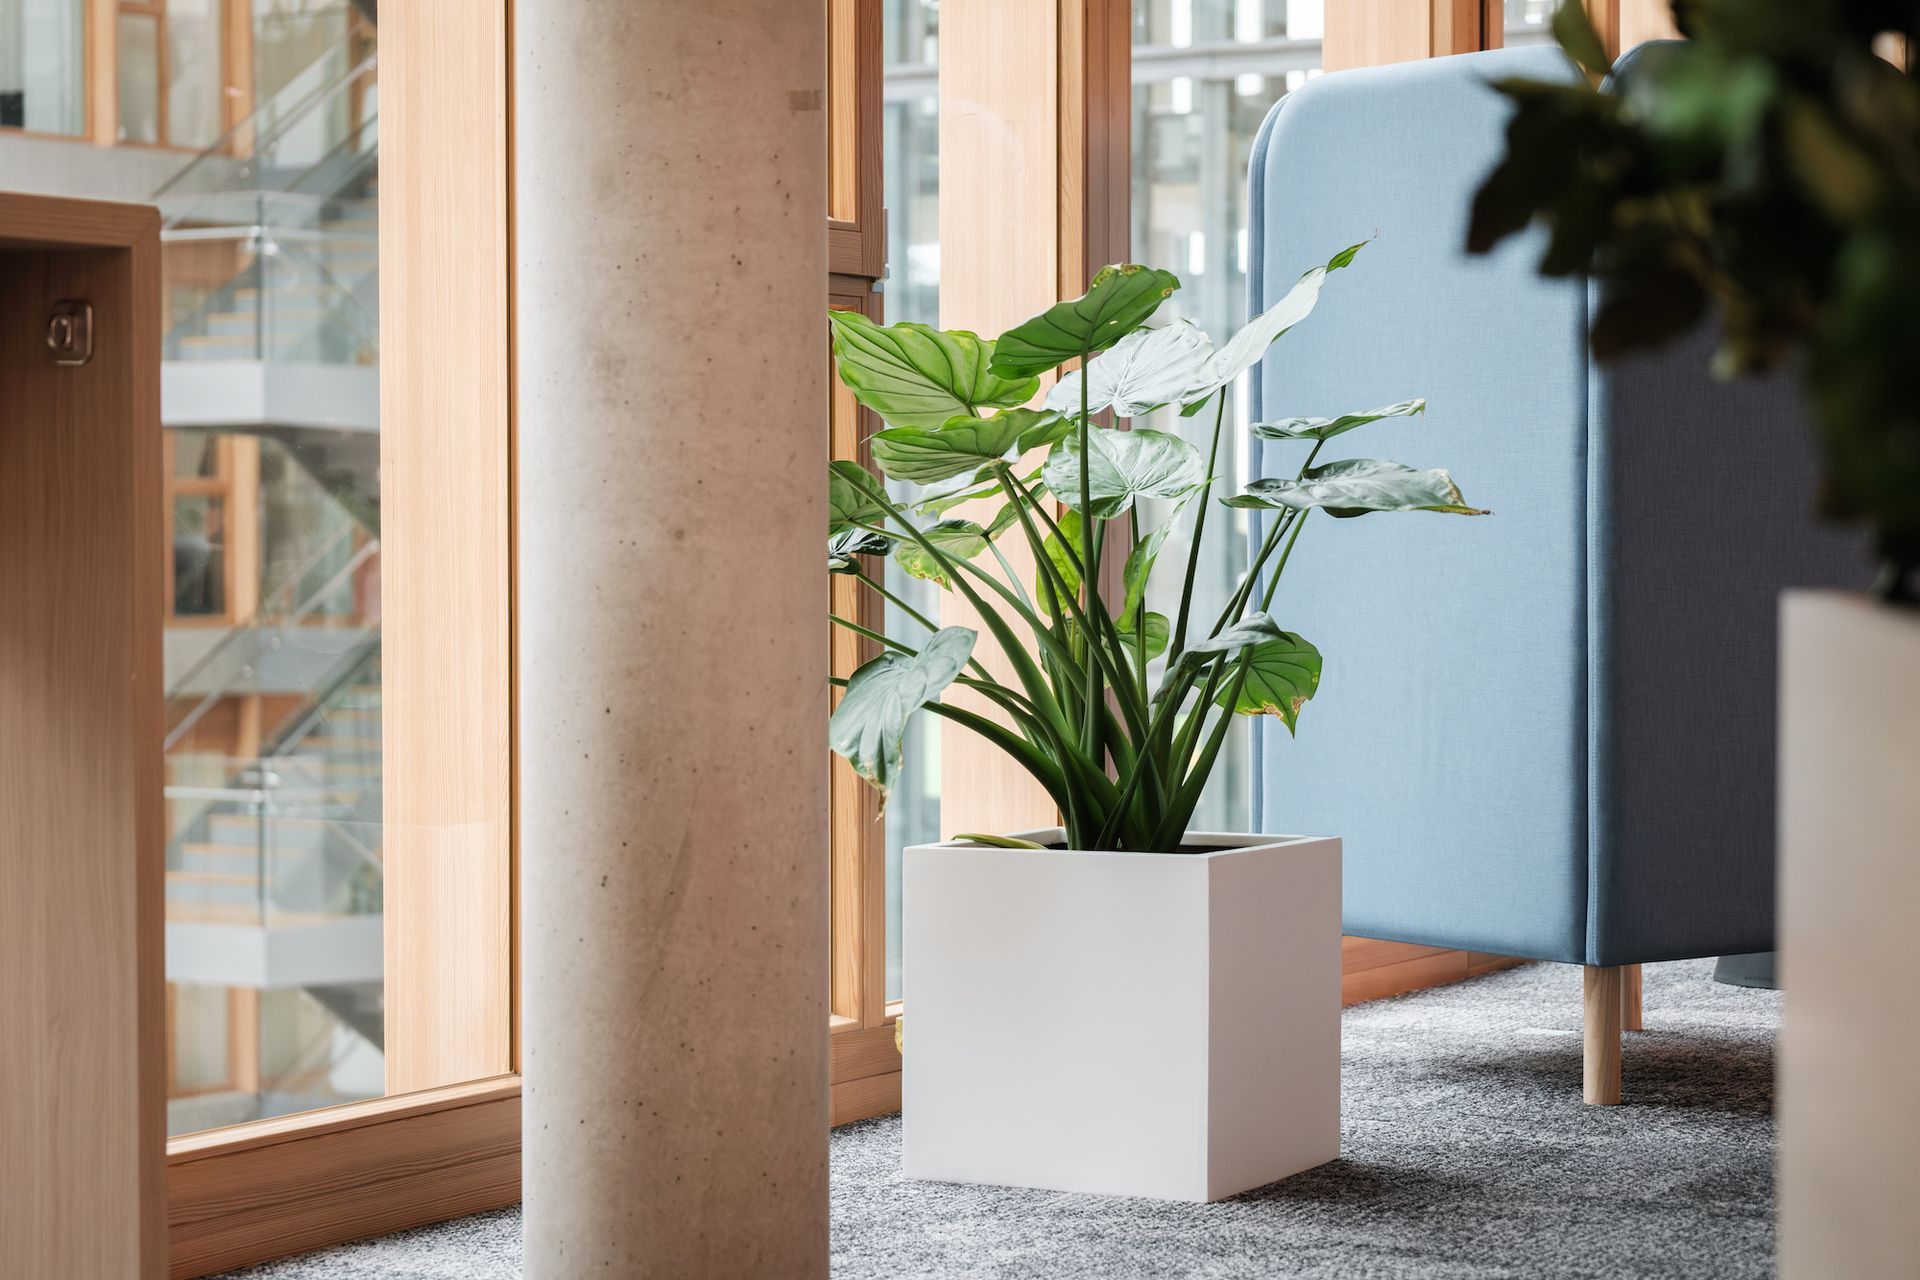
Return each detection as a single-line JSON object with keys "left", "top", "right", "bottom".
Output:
{"left": 515, "top": 3, "right": 829, "bottom": 1276}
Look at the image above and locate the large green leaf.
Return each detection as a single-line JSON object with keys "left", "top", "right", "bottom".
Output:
{"left": 828, "top": 528, "right": 893, "bottom": 574}
{"left": 1182, "top": 242, "right": 1366, "bottom": 404}
{"left": 1117, "top": 502, "right": 1188, "bottom": 628}
{"left": 911, "top": 465, "right": 1044, "bottom": 517}
{"left": 893, "top": 518, "right": 994, "bottom": 589}
{"left": 1127, "top": 611, "right": 1171, "bottom": 665}
{"left": 1036, "top": 508, "right": 1084, "bottom": 618}
{"left": 829, "top": 311, "right": 1040, "bottom": 429}
{"left": 988, "top": 264, "right": 1182, "bottom": 379}
{"left": 1152, "top": 613, "right": 1287, "bottom": 708}
{"left": 1226, "top": 458, "right": 1488, "bottom": 518}
{"left": 829, "top": 461, "right": 890, "bottom": 535}
{"left": 1217, "top": 632, "right": 1322, "bottom": 733}
{"left": 1251, "top": 398, "right": 1427, "bottom": 442}
{"left": 1041, "top": 427, "right": 1206, "bottom": 520}
{"left": 829, "top": 627, "right": 978, "bottom": 804}
{"left": 871, "top": 414, "right": 1029, "bottom": 484}
{"left": 1044, "top": 319, "right": 1215, "bottom": 419}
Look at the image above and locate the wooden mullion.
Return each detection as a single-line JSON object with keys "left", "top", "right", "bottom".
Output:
{"left": 827, "top": 277, "right": 885, "bottom": 1030}
{"left": 827, "top": 0, "right": 884, "bottom": 278}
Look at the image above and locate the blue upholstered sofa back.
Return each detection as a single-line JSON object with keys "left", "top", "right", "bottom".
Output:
{"left": 1246, "top": 47, "right": 1861, "bottom": 965}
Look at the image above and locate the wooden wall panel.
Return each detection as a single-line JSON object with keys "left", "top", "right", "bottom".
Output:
{"left": 935, "top": 0, "right": 1067, "bottom": 839}
{"left": 0, "top": 194, "right": 165, "bottom": 1279}
{"left": 1326, "top": 0, "right": 1438, "bottom": 70}
{"left": 380, "top": 0, "right": 515, "bottom": 1092}
{"left": 1603, "top": 0, "right": 1681, "bottom": 55}
{"left": 1326, "top": 0, "right": 1494, "bottom": 69}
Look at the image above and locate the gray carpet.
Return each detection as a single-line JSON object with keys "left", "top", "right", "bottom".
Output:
{"left": 221, "top": 958, "right": 1778, "bottom": 1279}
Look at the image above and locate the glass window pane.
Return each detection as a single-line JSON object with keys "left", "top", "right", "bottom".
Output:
{"left": 1505, "top": 0, "right": 1557, "bottom": 45}
{"left": 117, "top": 11, "right": 161, "bottom": 144}
{"left": 154, "top": 12, "right": 387, "bottom": 1135}
{"left": 0, "top": 0, "right": 86, "bottom": 134}
{"left": 1131, "top": 0, "right": 1322, "bottom": 831}
{"left": 880, "top": 0, "right": 942, "bottom": 1004}
{"left": 167, "top": 0, "right": 225, "bottom": 148}
{"left": 172, "top": 493, "right": 227, "bottom": 615}
{"left": 173, "top": 429, "right": 221, "bottom": 478}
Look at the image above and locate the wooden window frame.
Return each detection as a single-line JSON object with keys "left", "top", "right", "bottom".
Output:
{"left": 113, "top": 0, "right": 238, "bottom": 151}
{"left": 159, "top": 2, "right": 515, "bottom": 1275}
{"left": 826, "top": 0, "right": 901, "bottom": 1126}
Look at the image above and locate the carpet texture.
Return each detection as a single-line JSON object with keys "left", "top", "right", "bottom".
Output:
{"left": 220, "top": 958, "right": 1777, "bottom": 1279}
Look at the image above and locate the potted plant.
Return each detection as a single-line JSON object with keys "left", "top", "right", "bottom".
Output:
{"left": 1466, "top": 1, "right": 1918, "bottom": 1267}
{"left": 824, "top": 243, "right": 1487, "bottom": 1201}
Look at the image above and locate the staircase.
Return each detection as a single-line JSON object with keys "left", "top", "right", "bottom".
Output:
{"left": 164, "top": 643, "right": 383, "bottom": 928}
{"left": 155, "top": 29, "right": 390, "bottom": 1132}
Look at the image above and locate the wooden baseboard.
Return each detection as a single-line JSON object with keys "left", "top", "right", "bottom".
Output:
{"left": 166, "top": 1077, "right": 520, "bottom": 1279}
{"left": 1342, "top": 937, "right": 1524, "bottom": 1006}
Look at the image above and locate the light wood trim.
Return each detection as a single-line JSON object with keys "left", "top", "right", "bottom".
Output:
{"left": 1468, "top": 950, "right": 1523, "bottom": 976}
{"left": 225, "top": 433, "right": 259, "bottom": 619}
{"left": 831, "top": 1017, "right": 903, "bottom": 1084}
{"left": 226, "top": 987, "right": 261, "bottom": 1093}
{"left": 832, "top": 1070, "right": 902, "bottom": 1127}
{"left": 1432, "top": 0, "right": 1496, "bottom": 56}
{"left": 936, "top": 0, "right": 1071, "bottom": 840}
{"left": 1622, "top": 961, "right": 1643, "bottom": 1031}
{"left": 828, "top": 276, "right": 887, "bottom": 1028}
{"left": 1583, "top": 964, "right": 1625, "bottom": 1104}
{"left": 1343, "top": 946, "right": 1468, "bottom": 1005}
{"left": 221, "top": 0, "right": 254, "bottom": 143}
{"left": 1609, "top": 0, "right": 1679, "bottom": 54}
{"left": 1326, "top": 0, "right": 1499, "bottom": 69}
{"left": 1326, "top": 0, "right": 1436, "bottom": 70}
{"left": 380, "top": 0, "right": 515, "bottom": 1094}
{"left": 89, "top": 0, "right": 118, "bottom": 143}
{"left": 827, "top": 0, "right": 884, "bottom": 279}
{"left": 828, "top": 0, "right": 859, "bottom": 223}
{"left": 0, "top": 193, "right": 166, "bottom": 1278}
{"left": 1057, "top": 0, "right": 1131, "bottom": 289}
{"left": 167, "top": 1077, "right": 521, "bottom": 1279}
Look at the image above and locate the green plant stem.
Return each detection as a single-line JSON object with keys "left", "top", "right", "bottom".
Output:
{"left": 829, "top": 613, "right": 915, "bottom": 656}
{"left": 849, "top": 569, "right": 992, "bottom": 680}
{"left": 1208, "top": 439, "right": 1325, "bottom": 635}
{"left": 843, "top": 496, "right": 1076, "bottom": 740}
{"left": 991, "top": 463, "right": 1153, "bottom": 748}
{"left": 1130, "top": 507, "right": 1149, "bottom": 706}
{"left": 851, "top": 567, "right": 938, "bottom": 633}
{"left": 1077, "top": 361, "right": 1101, "bottom": 767}
{"left": 1169, "top": 393, "right": 1228, "bottom": 662}
{"left": 987, "top": 541, "right": 1038, "bottom": 615}
{"left": 1260, "top": 508, "right": 1311, "bottom": 612}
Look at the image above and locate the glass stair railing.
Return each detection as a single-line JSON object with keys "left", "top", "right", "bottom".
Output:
{"left": 156, "top": 45, "right": 378, "bottom": 371}
{"left": 164, "top": 633, "right": 383, "bottom": 929}
{"left": 156, "top": 22, "right": 387, "bottom": 1136}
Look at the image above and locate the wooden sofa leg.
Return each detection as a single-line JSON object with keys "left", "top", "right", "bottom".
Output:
{"left": 1621, "top": 963, "right": 1643, "bottom": 1032}
{"left": 1584, "top": 965, "right": 1624, "bottom": 1105}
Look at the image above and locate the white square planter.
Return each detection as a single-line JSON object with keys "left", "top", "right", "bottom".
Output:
{"left": 902, "top": 828, "right": 1341, "bottom": 1202}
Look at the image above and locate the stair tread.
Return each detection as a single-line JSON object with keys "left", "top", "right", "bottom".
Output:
{"left": 167, "top": 869, "right": 258, "bottom": 886}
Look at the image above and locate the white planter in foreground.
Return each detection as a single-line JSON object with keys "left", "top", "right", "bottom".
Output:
{"left": 1779, "top": 591, "right": 1920, "bottom": 1278}
{"left": 902, "top": 828, "right": 1341, "bottom": 1202}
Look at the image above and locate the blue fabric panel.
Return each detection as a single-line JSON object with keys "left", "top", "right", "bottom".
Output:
{"left": 1586, "top": 318, "right": 1867, "bottom": 964}
{"left": 1246, "top": 48, "right": 1592, "bottom": 963}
